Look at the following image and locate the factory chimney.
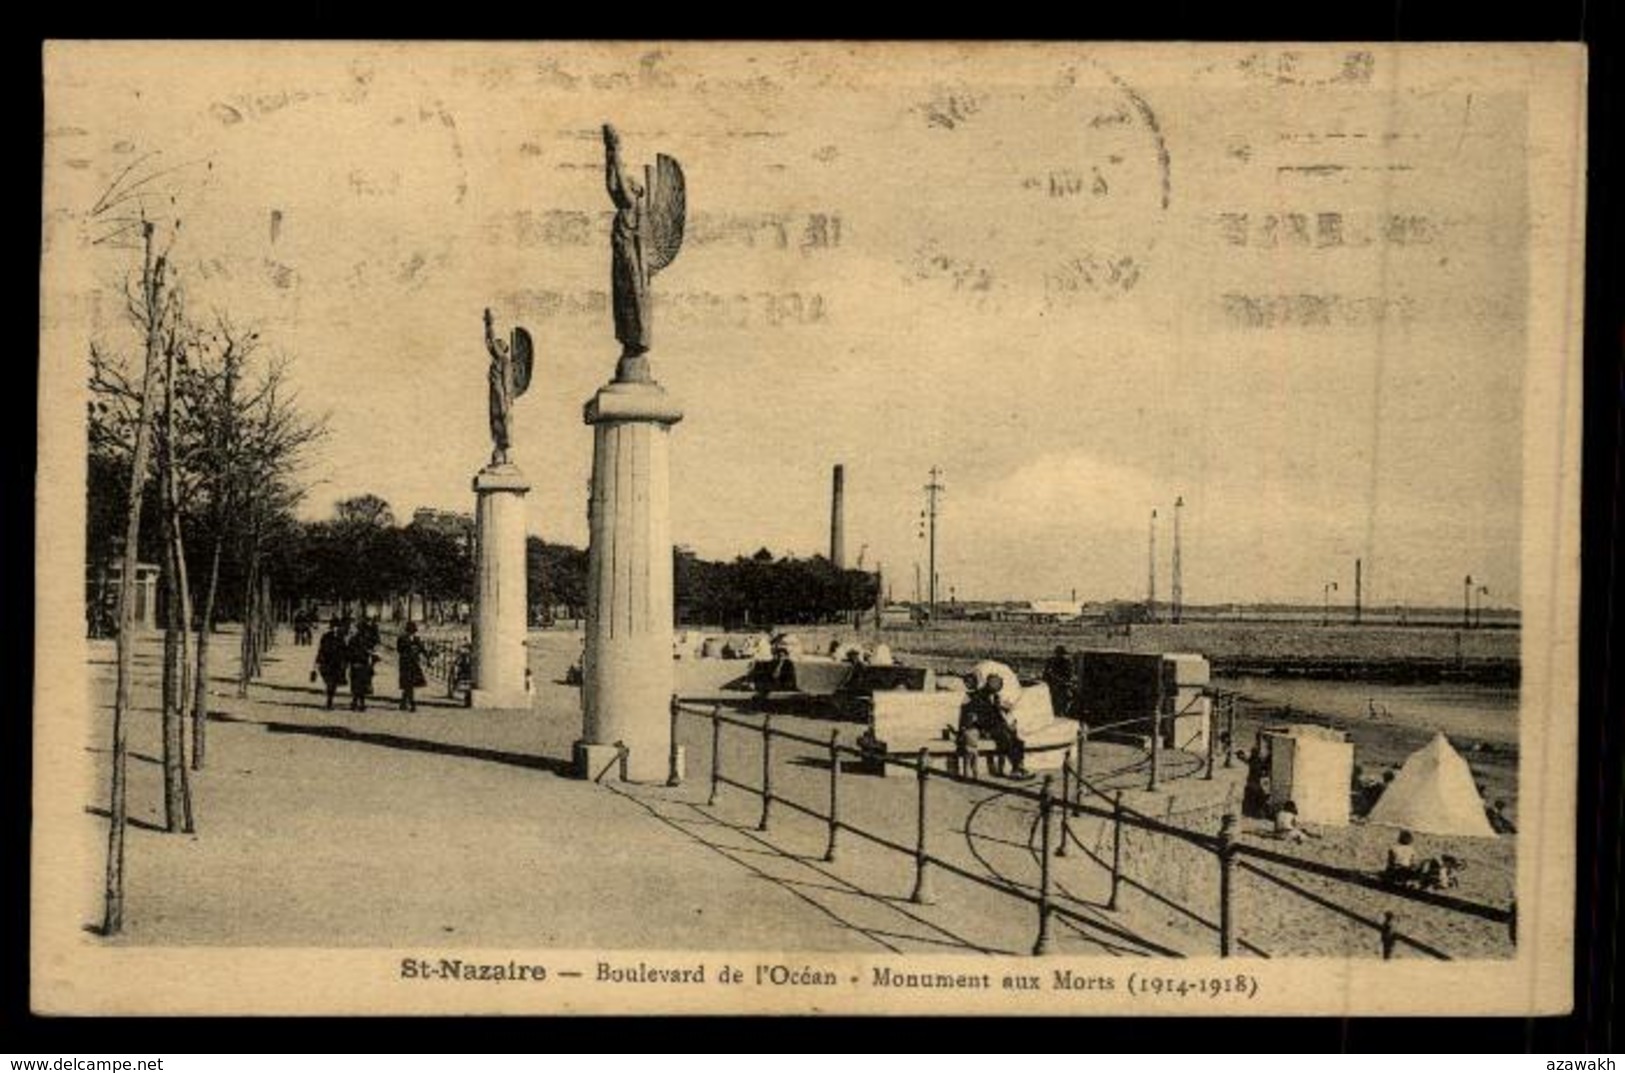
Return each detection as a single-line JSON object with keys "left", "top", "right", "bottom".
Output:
{"left": 829, "top": 464, "right": 846, "bottom": 568}
{"left": 1355, "top": 558, "right": 1363, "bottom": 626}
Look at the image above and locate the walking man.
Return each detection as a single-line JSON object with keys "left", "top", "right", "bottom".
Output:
{"left": 314, "top": 617, "right": 349, "bottom": 711}
{"left": 397, "top": 622, "right": 429, "bottom": 712}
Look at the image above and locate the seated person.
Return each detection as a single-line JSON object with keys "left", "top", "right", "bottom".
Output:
{"left": 1273, "top": 800, "right": 1316, "bottom": 843}
{"left": 1418, "top": 853, "right": 1463, "bottom": 890}
{"left": 450, "top": 646, "right": 474, "bottom": 698}
{"left": 1383, "top": 830, "right": 1422, "bottom": 885}
{"left": 961, "top": 673, "right": 1032, "bottom": 781}
{"left": 1486, "top": 798, "right": 1517, "bottom": 834}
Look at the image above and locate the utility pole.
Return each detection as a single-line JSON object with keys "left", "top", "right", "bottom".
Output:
{"left": 1463, "top": 574, "right": 1474, "bottom": 630}
{"left": 1147, "top": 508, "right": 1158, "bottom": 623}
{"left": 1171, "top": 495, "right": 1184, "bottom": 625}
{"left": 924, "top": 467, "right": 944, "bottom": 627}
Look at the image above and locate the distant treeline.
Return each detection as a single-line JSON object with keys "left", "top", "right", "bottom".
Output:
{"left": 92, "top": 491, "right": 878, "bottom": 628}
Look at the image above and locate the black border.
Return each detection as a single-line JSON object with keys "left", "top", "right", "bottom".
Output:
{"left": 9, "top": 4, "right": 1620, "bottom": 1053}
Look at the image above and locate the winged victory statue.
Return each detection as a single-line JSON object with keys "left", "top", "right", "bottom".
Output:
{"left": 484, "top": 307, "right": 535, "bottom": 466}
{"left": 603, "top": 123, "right": 686, "bottom": 383}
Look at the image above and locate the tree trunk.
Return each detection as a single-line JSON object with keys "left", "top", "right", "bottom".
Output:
{"left": 238, "top": 551, "right": 258, "bottom": 697}
{"left": 158, "top": 336, "right": 191, "bottom": 833}
{"left": 102, "top": 223, "right": 165, "bottom": 937}
{"left": 192, "top": 534, "right": 222, "bottom": 770}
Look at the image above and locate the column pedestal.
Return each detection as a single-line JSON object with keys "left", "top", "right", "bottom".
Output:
{"left": 575, "top": 378, "right": 683, "bottom": 782}
{"left": 471, "top": 462, "right": 533, "bottom": 710}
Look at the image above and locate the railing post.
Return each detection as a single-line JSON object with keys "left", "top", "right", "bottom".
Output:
{"left": 1033, "top": 774, "right": 1054, "bottom": 955}
{"left": 1224, "top": 696, "right": 1237, "bottom": 770}
{"left": 758, "top": 714, "right": 773, "bottom": 831}
{"left": 666, "top": 694, "right": 682, "bottom": 787}
{"left": 1148, "top": 709, "right": 1162, "bottom": 792}
{"left": 708, "top": 705, "right": 721, "bottom": 806}
{"left": 1148, "top": 669, "right": 1164, "bottom": 792}
{"left": 824, "top": 729, "right": 841, "bottom": 863}
{"left": 1056, "top": 748, "right": 1072, "bottom": 857}
{"left": 1204, "top": 697, "right": 1216, "bottom": 781}
{"left": 909, "top": 748, "right": 933, "bottom": 904}
{"left": 1077, "top": 726, "right": 1090, "bottom": 809}
{"left": 1108, "top": 789, "right": 1124, "bottom": 911}
{"left": 1218, "top": 812, "right": 1239, "bottom": 957}
{"left": 1380, "top": 911, "right": 1397, "bottom": 959}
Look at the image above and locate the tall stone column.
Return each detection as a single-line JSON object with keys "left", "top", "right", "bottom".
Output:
{"left": 575, "top": 378, "right": 682, "bottom": 782}
{"left": 470, "top": 462, "right": 532, "bottom": 709}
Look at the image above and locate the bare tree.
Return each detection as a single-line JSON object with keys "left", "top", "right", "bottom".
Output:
{"left": 156, "top": 321, "right": 195, "bottom": 832}
{"left": 97, "top": 218, "right": 173, "bottom": 935}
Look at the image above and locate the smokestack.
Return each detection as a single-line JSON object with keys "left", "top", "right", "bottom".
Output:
{"left": 829, "top": 464, "right": 846, "bottom": 568}
{"left": 1355, "top": 558, "right": 1362, "bottom": 626}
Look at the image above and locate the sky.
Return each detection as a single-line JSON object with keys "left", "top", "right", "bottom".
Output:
{"left": 43, "top": 42, "right": 1530, "bottom": 607}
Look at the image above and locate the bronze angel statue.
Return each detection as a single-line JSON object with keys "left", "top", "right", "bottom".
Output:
{"left": 603, "top": 123, "right": 686, "bottom": 383}
{"left": 484, "top": 307, "right": 534, "bottom": 465}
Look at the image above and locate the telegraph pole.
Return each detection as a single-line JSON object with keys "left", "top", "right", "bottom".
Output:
{"left": 1171, "top": 495, "right": 1184, "bottom": 625}
{"left": 1147, "top": 508, "right": 1158, "bottom": 622}
{"left": 924, "top": 467, "right": 945, "bottom": 626}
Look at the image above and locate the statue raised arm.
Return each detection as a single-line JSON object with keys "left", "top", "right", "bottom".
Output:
{"left": 603, "top": 123, "right": 685, "bottom": 383}
{"left": 484, "top": 307, "right": 534, "bottom": 466}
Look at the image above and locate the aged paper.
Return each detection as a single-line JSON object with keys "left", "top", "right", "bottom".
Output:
{"left": 36, "top": 41, "right": 1584, "bottom": 1015}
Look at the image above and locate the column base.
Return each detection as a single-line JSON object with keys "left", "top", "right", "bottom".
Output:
{"left": 470, "top": 684, "right": 533, "bottom": 710}
{"left": 574, "top": 740, "right": 626, "bottom": 782}
{"left": 573, "top": 740, "right": 684, "bottom": 784}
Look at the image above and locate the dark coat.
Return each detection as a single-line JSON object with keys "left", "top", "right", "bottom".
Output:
{"left": 348, "top": 636, "right": 377, "bottom": 696}
{"left": 397, "top": 634, "right": 429, "bottom": 690}
{"left": 316, "top": 630, "right": 348, "bottom": 685}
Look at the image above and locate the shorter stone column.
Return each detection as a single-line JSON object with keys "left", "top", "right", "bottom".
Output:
{"left": 471, "top": 462, "right": 532, "bottom": 709}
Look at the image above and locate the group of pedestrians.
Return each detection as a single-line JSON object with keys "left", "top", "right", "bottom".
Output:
{"left": 291, "top": 606, "right": 320, "bottom": 646}
{"left": 312, "top": 615, "right": 430, "bottom": 712}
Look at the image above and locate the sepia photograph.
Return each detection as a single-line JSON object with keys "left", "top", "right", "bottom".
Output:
{"left": 33, "top": 40, "right": 1585, "bottom": 1016}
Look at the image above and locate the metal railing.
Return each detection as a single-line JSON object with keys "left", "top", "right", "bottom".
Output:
{"left": 670, "top": 698, "right": 1515, "bottom": 961}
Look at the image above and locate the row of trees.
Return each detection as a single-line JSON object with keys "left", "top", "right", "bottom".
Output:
{"left": 204, "top": 503, "right": 877, "bottom": 632}
{"left": 677, "top": 547, "right": 878, "bottom": 627}
{"left": 87, "top": 162, "right": 324, "bottom": 934}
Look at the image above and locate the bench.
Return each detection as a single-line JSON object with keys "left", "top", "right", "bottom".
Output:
{"left": 859, "top": 682, "right": 1078, "bottom": 776}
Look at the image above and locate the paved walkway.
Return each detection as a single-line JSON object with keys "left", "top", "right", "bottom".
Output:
{"left": 82, "top": 626, "right": 1212, "bottom": 956}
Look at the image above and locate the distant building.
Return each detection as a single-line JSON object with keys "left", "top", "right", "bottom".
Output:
{"left": 990, "top": 600, "right": 1083, "bottom": 624}
{"left": 93, "top": 561, "right": 161, "bottom": 633}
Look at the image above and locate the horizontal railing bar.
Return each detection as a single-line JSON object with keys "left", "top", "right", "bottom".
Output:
{"left": 1235, "top": 860, "right": 1451, "bottom": 960}
{"left": 1235, "top": 842, "right": 1510, "bottom": 922}
{"left": 679, "top": 699, "right": 1496, "bottom": 950}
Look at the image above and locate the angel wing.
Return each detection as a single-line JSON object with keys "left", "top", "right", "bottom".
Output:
{"left": 646, "top": 153, "right": 686, "bottom": 274}
{"left": 509, "top": 326, "right": 534, "bottom": 398}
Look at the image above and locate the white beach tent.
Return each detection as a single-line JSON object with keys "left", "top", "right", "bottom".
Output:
{"left": 1366, "top": 732, "right": 1497, "bottom": 837}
